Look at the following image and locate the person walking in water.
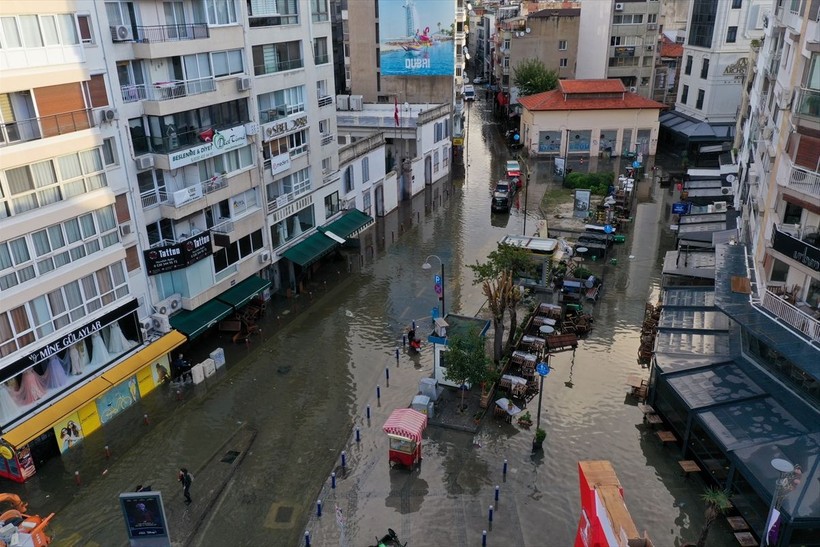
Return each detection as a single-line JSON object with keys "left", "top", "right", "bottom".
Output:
{"left": 178, "top": 468, "right": 193, "bottom": 504}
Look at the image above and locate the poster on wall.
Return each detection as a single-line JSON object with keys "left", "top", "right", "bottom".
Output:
{"left": 574, "top": 189, "right": 591, "bottom": 219}
{"left": 379, "top": 0, "right": 455, "bottom": 76}
{"left": 96, "top": 377, "right": 140, "bottom": 425}
{"left": 53, "top": 412, "right": 84, "bottom": 453}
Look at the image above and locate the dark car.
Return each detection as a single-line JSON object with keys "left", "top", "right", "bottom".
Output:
{"left": 491, "top": 179, "right": 517, "bottom": 212}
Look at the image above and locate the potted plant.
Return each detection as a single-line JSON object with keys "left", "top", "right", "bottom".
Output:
{"left": 532, "top": 427, "right": 546, "bottom": 452}
{"left": 517, "top": 411, "right": 532, "bottom": 428}
{"left": 682, "top": 487, "right": 732, "bottom": 547}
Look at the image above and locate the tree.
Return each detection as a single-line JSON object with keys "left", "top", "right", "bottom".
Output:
{"left": 693, "top": 488, "right": 732, "bottom": 547}
{"left": 513, "top": 58, "right": 559, "bottom": 97}
{"left": 443, "top": 327, "right": 492, "bottom": 410}
{"left": 469, "top": 243, "right": 535, "bottom": 284}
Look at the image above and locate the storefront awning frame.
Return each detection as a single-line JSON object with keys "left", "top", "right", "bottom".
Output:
{"left": 215, "top": 275, "right": 271, "bottom": 310}
{"left": 168, "top": 299, "right": 233, "bottom": 339}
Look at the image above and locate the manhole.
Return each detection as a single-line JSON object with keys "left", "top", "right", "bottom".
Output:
{"left": 264, "top": 502, "right": 296, "bottom": 529}
{"left": 220, "top": 450, "right": 240, "bottom": 464}
{"left": 275, "top": 506, "right": 293, "bottom": 523}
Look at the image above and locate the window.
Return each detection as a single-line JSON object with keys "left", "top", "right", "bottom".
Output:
{"left": 362, "top": 157, "right": 370, "bottom": 182}
{"left": 210, "top": 144, "right": 254, "bottom": 174}
{"left": 685, "top": 55, "right": 693, "bottom": 75}
{"left": 613, "top": 14, "right": 644, "bottom": 24}
{"left": 257, "top": 85, "right": 305, "bottom": 122}
{"left": 212, "top": 230, "right": 263, "bottom": 274}
{"left": 559, "top": 58, "right": 568, "bottom": 68}
{"left": 726, "top": 26, "right": 737, "bottom": 43}
{"left": 648, "top": 14, "right": 658, "bottom": 23}
{"left": 324, "top": 191, "right": 339, "bottom": 217}
{"left": 288, "top": 130, "right": 308, "bottom": 157}
{"left": 231, "top": 188, "right": 258, "bottom": 216}
{"left": 77, "top": 14, "right": 93, "bottom": 43}
{"left": 193, "top": 0, "right": 237, "bottom": 25}
{"left": 343, "top": 165, "right": 354, "bottom": 193}
{"left": 87, "top": 74, "right": 109, "bottom": 107}
{"left": 311, "top": 0, "right": 329, "bottom": 22}
{"left": 248, "top": 0, "right": 299, "bottom": 26}
{"left": 0, "top": 13, "right": 81, "bottom": 48}
{"left": 731, "top": 0, "right": 742, "bottom": 8}
{"left": 362, "top": 190, "right": 372, "bottom": 216}
{"left": 252, "top": 41, "right": 303, "bottom": 75}
{"left": 681, "top": 84, "right": 689, "bottom": 104}
{"left": 314, "top": 37, "right": 329, "bottom": 65}
{"left": 105, "top": 2, "right": 134, "bottom": 28}
{"left": 688, "top": 0, "right": 718, "bottom": 48}
{"left": 696, "top": 89, "right": 705, "bottom": 109}
{"left": 558, "top": 40, "right": 567, "bottom": 51}
{"left": 442, "top": 147, "right": 449, "bottom": 168}
{"left": 211, "top": 49, "right": 244, "bottom": 77}
{"left": 102, "top": 138, "right": 118, "bottom": 165}
{"left": 146, "top": 218, "right": 175, "bottom": 246}
{"left": 503, "top": 39, "right": 510, "bottom": 50}
{"left": 138, "top": 99, "right": 250, "bottom": 154}
{"left": 700, "top": 58, "right": 709, "bottom": 79}
{"left": 433, "top": 151, "right": 440, "bottom": 173}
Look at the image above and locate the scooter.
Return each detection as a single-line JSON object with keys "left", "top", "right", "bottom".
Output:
{"left": 370, "top": 528, "right": 407, "bottom": 547}
{"left": 407, "top": 330, "right": 421, "bottom": 354}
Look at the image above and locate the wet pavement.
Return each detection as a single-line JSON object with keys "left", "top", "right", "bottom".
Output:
{"left": 11, "top": 96, "right": 738, "bottom": 546}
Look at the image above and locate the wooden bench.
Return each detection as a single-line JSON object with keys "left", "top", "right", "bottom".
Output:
{"left": 646, "top": 414, "right": 663, "bottom": 426}
{"left": 734, "top": 531, "right": 758, "bottom": 546}
{"left": 545, "top": 333, "right": 578, "bottom": 352}
{"left": 726, "top": 516, "right": 749, "bottom": 531}
{"left": 657, "top": 431, "right": 677, "bottom": 444}
{"left": 678, "top": 460, "right": 701, "bottom": 477}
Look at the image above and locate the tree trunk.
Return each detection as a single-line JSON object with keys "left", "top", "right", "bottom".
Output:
{"left": 696, "top": 511, "right": 717, "bottom": 547}
{"left": 493, "top": 316, "right": 504, "bottom": 362}
{"left": 506, "top": 306, "right": 518, "bottom": 352}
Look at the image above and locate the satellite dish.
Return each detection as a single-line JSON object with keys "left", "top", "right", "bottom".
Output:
{"left": 526, "top": 28, "right": 531, "bottom": 33}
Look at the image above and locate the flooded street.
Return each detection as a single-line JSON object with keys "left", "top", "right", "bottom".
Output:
{"left": 32, "top": 97, "right": 735, "bottom": 546}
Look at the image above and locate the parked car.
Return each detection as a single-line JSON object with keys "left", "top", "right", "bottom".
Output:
{"left": 491, "top": 179, "right": 517, "bottom": 212}
{"left": 462, "top": 84, "right": 476, "bottom": 101}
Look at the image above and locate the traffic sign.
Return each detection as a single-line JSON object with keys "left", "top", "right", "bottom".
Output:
{"left": 672, "top": 202, "right": 691, "bottom": 215}
{"left": 604, "top": 224, "right": 614, "bottom": 234}
{"left": 536, "top": 363, "right": 550, "bottom": 377}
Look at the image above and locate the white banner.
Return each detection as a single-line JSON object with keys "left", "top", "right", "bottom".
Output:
{"left": 169, "top": 125, "right": 248, "bottom": 169}
{"left": 270, "top": 152, "right": 291, "bottom": 176}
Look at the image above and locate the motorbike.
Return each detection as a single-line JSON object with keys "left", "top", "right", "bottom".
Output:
{"left": 370, "top": 528, "right": 406, "bottom": 547}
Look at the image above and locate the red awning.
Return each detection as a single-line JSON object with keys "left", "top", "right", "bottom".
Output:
{"left": 382, "top": 409, "right": 427, "bottom": 442}
{"left": 497, "top": 92, "right": 509, "bottom": 106}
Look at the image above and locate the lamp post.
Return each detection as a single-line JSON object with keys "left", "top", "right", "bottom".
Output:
{"left": 534, "top": 358, "right": 551, "bottom": 432}
{"left": 422, "top": 255, "right": 445, "bottom": 317}
{"left": 563, "top": 127, "right": 571, "bottom": 186}
{"left": 518, "top": 153, "right": 530, "bottom": 236}
{"left": 763, "top": 458, "right": 799, "bottom": 547}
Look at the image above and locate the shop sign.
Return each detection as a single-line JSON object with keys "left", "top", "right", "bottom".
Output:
{"left": 263, "top": 115, "right": 308, "bottom": 142}
{"left": 270, "top": 152, "right": 291, "bottom": 176}
{"left": 773, "top": 229, "right": 820, "bottom": 272}
{"left": 614, "top": 46, "right": 635, "bottom": 58}
{"left": 168, "top": 126, "right": 248, "bottom": 169}
{"left": 2, "top": 300, "right": 138, "bottom": 382}
{"left": 143, "top": 231, "right": 213, "bottom": 276}
{"left": 452, "top": 137, "right": 464, "bottom": 146}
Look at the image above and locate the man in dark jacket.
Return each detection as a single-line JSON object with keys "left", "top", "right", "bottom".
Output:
{"left": 178, "top": 468, "right": 192, "bottom": 504}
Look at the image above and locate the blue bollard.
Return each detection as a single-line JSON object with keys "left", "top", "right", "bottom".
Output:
{"left": 317, "top": 500, "right": 322, "bottom": 517}
{"left": 495, "top": 485, "right": 500, "bottom": 502}
{"left": 305, "top": 531, "right": 311, "bottom": 547}
{"left": 482, "top": 530, "right": 487, "bottom": 546}
{"left": 488, "top": 505, "right": 493, "bottom": 522}
{"left": 376, "top": 385, "right": 381, "bottom": 401}
{"left": 355, "top": 427, "right": 361, "bottom": 444}
{"left": 341, "top": 451, "right": 347, "bottom": 469}
{"left": 503, "top": 459, "right": 508, "bottom": 476}
{"left": 412, "top": 320, "right": 416, "bottom": 330}
{"left": 366, "top": 404, "right": 371, "bottom": 420}
{"left": 331, "top": 472, "right": 336, "bottom": 489}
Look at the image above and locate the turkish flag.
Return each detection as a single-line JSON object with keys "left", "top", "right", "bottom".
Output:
{"left": 394, "top": 97, "right": 400, "bottom": 127}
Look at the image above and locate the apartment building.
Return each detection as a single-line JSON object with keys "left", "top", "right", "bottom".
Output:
{"left": 0, "top": 0, "right": 350, "bottom": 479}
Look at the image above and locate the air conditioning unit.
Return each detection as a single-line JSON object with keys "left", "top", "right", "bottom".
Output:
{"left": 713, "top": 201, "right": 728, "bottom": 213}
{"left": 647, "top": 23, "right": 657, "bottom": 30}
{"left": 139, "top": 317, "right": 153, "bottom": 332}
{"left": 629, "top": 86, "right": 637, "bottom": 93}
{"left": 259, "top": 250, "right": 271, "bottom": 264}
{"left": 244, "top": 122, "right": 259, "bottom": 136}
{"left": 100, "top": 108, "right": 118, "bottom": 123}
{"left": 349, "top": 95, "right": 364, "bottom": 111}
{"left": 777, "top": 88, "right": 793, "bottom": 109}
{"left": 236, "top": 76, "right": 251, "bottom": 92}
{"left": 151, "top": 313, "right": 172, "bottom": 334}
{"left": 155, "top": 293, "right": 182, "bottom": 315}
{"left": 614, "top": 3, "right": 624, "bottom": 11}
{"left": 119, "top": 222, "right": 133, "bottom": 237}
{"left": 136, "top": 155, "right": 154, "bottom": 170}
{"left": 336, "top": 95, "right": 350, "bottom": 111}
{"left": 112, "top": 25, "right": 133, "bottom": 42}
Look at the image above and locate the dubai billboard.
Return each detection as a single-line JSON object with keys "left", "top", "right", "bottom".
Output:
{"left": 379, "top": 0, "right": 455, "bottom": 76}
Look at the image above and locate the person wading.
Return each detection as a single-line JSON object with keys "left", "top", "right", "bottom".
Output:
{"left": 178, "top": 468, "right": 193, "bottom": 504}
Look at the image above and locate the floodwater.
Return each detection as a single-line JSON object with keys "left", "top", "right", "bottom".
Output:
{"left": 26, "top": 97, "right": 735, "bottom": 546}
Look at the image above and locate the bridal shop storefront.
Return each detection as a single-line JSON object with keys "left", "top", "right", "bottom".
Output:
{"left": 0, "top": 300, "right": 186, "bottom": 482}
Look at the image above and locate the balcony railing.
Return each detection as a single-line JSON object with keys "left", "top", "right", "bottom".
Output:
{"left": 211, "top": 219, "right": 235, "bottom": 234}
{"left": 202, "top": 173, "right": 227, "bottom": 194}
{"left": 140, "top": 189, "right": 166, "bottom": 209}
{"left": 0, "top": 109, "right": 94, "bottom": 146}
{"left": 267, "top": 183, "right": 313, "bottom": 214}
{"left": 780, "top": 160, "right": 820, "bottom": 195}
{"left": 132, "top": 121, "right": 248, "bottom": 156}
{"left": 320, "top": 133, "right": 335, "bottom": 145}
{"left": 253, "top": 58, "right": 304, "bottom": 75}
{"left": 794, "top": 87, "right": 820, "bottom": 118}
{"left": 134, "top": 24, "right": 209, "bottom": 43}
{"left": 761, "top": 290, "right": 820, "bottom": 343}
{"left": 318, "top": 95, "right": 333, "bottom": 108}
{"left": 314, "top": 54, "right": 329, "bottom": 65}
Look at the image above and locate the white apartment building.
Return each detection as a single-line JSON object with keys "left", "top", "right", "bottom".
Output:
{"left": 738, "top": 0, "right": 820, "bottom": 329}
{"left": 0, "top": 0, "right": 349, "bottom": 479}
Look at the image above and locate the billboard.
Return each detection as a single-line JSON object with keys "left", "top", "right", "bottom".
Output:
{"left": 379, "top": 0, "right": 455, "bottom": 76}
{"left": 120, "top": 491, "right": 170, "bottom": 543}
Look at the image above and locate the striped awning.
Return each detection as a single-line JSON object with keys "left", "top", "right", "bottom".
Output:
{"left": 382, "top": 408, "right": 427, "bottom": 442}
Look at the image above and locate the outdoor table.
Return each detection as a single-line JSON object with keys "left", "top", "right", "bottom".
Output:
{"left": 502, "top": 375, "right": 528, "bottom": 398}
{"left": 511, "top": 350, "right": 537, "bottom": 366}
{"left": 733, "top": 531, "right": 758, "bottom": 546}
{"left": 539, "top": 325, "right": 555, "bottom": 335}
{"left": 656, "top": 431, "right": 677, "bottom": 444}
{"left": 626, "top": 373, "right": 645, "bottom": 389}
{"left": 646, "top": 414, "right": 663, "bottom": 426}
{"left": 637, "top": 403, "right": 655, "bottom": 415}
{"left": 538, "top": 303, "right": 561, "bottom": 314}
{"left": 520, "top": 335, "right": 545, "bottom": 351}
{"left": 532, "top": 316, "right": 557, "bottom": 327}
{"left": 495, "top": 398, "right": 522, "bottom": 422}
{"left": 726, "top": 517, "right": 749, "bottom": 531}
{"left": 678, "top": 460, "right": 701, "bottom": 476}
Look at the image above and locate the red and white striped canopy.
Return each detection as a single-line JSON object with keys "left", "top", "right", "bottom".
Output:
{"left": 382, "top": 408, "right": 428, "bottom": 443}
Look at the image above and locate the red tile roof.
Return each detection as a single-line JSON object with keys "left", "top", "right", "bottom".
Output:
{"left": 558, "top": 79, "right": 625, "bottom": 94}
{"left": 519, "top": 86, "right": 666, "bottom": 112}
{"left": 659, "top": 36, "right": 684, "bottom": 58}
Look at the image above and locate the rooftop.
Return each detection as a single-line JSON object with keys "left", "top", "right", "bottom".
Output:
{"left": 558, "top": 79, "right": 625, "bottom": 94}
{"left": 519, "top": 80, "right": 666, "bottom": 112}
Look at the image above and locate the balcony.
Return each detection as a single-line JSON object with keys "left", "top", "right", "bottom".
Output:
{"left": 121, "top": 76, "right": 216, "bottom": 104}
{"left": 772, "top": 223, "right": 820, "bottom": 262}
{"left": 157, "top": 171, "right": 249, "bottom": 219}
{"left": 211, "top": 218, "right": 235, "bottom": 235}
{"left": 267, "top": 183, "right": 313, "bottom": 214}
{"left": 761, "top": 290, "right": 820, "bottom": 343}
{"left": 314, "top": 54, "right": 329, "bottom": 65}
{"left": 778, "top": 157, "right": 820, "bottom": 196}
{"left": 254, "top": 58, "right": 304, "bottom": 76}
{"left": 793, "top": 87, "right": 820, "bottom": 128}
{"left": 318, "top": 95, "right": 333, "bottom": 108}
{"left": 134, "top": 24, "right": 209, "bottom": 43}
{"left": 0, "top": 109, "right": 94, "bottom": 146}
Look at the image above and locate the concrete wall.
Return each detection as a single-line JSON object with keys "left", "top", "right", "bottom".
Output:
{"left": 382, "top": 76, "right": 455, "bottom": 104}
{"left": 577, "top": 0, "right": 612, "bottom": 79}
{"left": 348, "top": 0, "right": 379, "bottom": 101}
{"left": 509, "top": 13, "right": 580, "bottom": 80}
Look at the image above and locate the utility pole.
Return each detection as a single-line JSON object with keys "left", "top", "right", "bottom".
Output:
{"left": 518, "top": 153, "right": 530, "bottom": 236}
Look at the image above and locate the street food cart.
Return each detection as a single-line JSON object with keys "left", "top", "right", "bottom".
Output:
{"left": 382, "top": 409, "right": 427, "bottom": 469}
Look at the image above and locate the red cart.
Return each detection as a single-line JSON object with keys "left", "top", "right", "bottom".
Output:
{"left": 382, "top": 408, "right": 427, "bottom": 469}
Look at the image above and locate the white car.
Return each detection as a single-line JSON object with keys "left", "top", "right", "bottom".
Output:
{"left": 473, "top": 77, "right": 486, "bottom": 84}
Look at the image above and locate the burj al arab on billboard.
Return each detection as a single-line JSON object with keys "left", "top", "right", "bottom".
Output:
{"left": 379, "top": 0, "right": 455, "bottom": 76}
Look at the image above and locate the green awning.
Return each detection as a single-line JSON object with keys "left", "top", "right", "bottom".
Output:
{"left": 216, "top": 275, "right": 271, "bottom": 309}
{"left": 319, "top": 209, "right": 374, "bottom": 240}
{"left": 282, "top": 232, "right": 339, "bottom": 267}
{"left": 169, "top": 299, "right": 233, "bottom": 339}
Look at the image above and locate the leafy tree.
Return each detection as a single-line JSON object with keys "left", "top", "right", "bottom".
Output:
{"left": 513, "top": 58, "right": 559, "bottom": 97}
{"left": 443, "top": 327, "right": 492, "bottom": 410}
{"left": 695, "top": 488, "right": 732, "bottom": 547}
{"left": 469, "top": 243, "right": 535, "bottom": 284}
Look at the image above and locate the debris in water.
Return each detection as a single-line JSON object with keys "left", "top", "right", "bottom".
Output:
{"left": 345, "top": 310, "right": 354, "bottom": 317}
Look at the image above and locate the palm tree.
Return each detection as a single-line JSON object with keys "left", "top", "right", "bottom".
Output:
{"left": 694, "top": 488, "right": 733, "bottom": 547}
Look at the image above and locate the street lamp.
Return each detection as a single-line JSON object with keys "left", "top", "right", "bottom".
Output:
{"left": 422, "top": 255, "right": 446, "bottom": 317}
{"left": 518, "top": 153, "right": 530, "bottom": 236}
{"left": 763, "top": 458, "right": 800, "bottom": 547}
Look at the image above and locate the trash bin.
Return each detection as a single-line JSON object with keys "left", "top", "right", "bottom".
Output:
{"left": 411, "top": 395, "right": 431, "bottom": 415}
{"left": 210, "top": 348, "right": 225, "bottom": 368}
{"left": 419, "top": 378, "right": 438, "bottom": 401}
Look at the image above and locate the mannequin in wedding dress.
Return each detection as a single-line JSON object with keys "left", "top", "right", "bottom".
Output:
{"left": 106, "top": 321, "right": 137, "bottom": 354}
{"left": 89, "top": 332, "right": 111, "bottom": 368}
{"left": 44, "top": 352, "right": 70, "bottom": 390}
{"left": 17, "top": 369, "right": 47, "bottom": 405}
{"left": 0, "top": 383, "right": 18, "bottom": 419}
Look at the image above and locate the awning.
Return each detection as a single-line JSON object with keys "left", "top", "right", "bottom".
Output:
{"left": 382, "top": 408, "right": 428, "bottom": 442}
{"left": 2, "top": 331, "right": 186, "bottom": 448}
{"left": 660, "top": 110, "right": 735, "bottom": 142}
{"left": 319, "top": 209, "right": 375, "bottom": 240}
{"left": 216, "top": 275, "right": 271, "bottom": 309}
{"left": 169, "top": 299, "right": 233, "bottom": 339}
{"left": 282, "top": 232, "right": 339, "bottom": 267}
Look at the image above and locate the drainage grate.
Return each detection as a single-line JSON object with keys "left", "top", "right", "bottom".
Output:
{"left": 220, "top": 450, "right": 240, "bottom": 464}
{"left": 275, "top": 506, "right": 293, "bottom": 523}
